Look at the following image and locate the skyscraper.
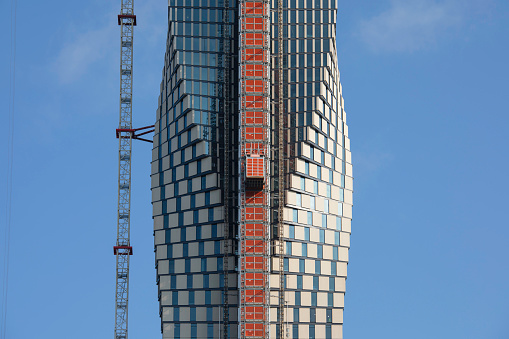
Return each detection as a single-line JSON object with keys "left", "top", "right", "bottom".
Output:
{"left": 151, "top": 0, "right": 353, "bottom": 338}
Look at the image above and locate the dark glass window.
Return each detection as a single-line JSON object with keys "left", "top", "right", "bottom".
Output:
{"left": 313, "top": 276, "right": 319, "bottom": 290}
{"left": 309, "top": 324, "right": 315, "bottom": 339}
{"left": 310, "top": 308, "right": 316, "bottom": 323}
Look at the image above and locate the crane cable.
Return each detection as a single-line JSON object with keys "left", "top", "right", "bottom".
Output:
{"left": 2, "top": 0, "right": 17, "bottom": 338}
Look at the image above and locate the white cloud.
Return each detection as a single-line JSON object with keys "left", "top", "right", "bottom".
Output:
{"left": 51, "top": 0, "right": 166, "bottom": 85}
{"left": 354, "top": 151, "right": 394, "bottom": 177}
{"left": 52, "top": 23, "right": 116, "bottom": 84}
{"left": 358, "top": 0, "right": 463, "bottom": 53}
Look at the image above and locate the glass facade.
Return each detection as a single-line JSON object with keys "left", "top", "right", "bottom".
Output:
{"left": 152, "top": 0, "right": 352, "bottom": 338}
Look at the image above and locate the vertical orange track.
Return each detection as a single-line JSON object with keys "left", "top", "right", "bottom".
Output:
{"left": 239, "top": 1, "right": 270, "bottom": 338}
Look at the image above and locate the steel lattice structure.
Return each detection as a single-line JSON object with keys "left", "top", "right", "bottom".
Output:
{"left": 238, "top": 1, "right": 271, "bottom": 338}
{"left": 222, "top": 0, "right": 231, "bottom": 337}
{"left": 277, "top": 0, "right": 286, "bottom": 337}
{"left": 114, "top": 2, "right": 135, "bottom": 339}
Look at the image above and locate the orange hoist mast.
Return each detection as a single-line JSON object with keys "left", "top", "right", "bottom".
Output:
{"left": 238, "top": 0, "right": 272, "bottom": 338}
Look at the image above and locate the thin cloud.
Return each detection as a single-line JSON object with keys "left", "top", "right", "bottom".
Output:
{"left": 358, "top": 0, "right": 462, "bottom": 53}
{"left": 52, "top": 22, "right": 116, "bottom": 84}
{"left": 354, "top": 151, "right": 394, "bottom": 178}
{"left": 51, "top": 0, "right": 166, "bottom": 85}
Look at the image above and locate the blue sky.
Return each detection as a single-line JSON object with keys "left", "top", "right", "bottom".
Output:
{"left": 1, "top": 0, "right": 508, "bottom": 338}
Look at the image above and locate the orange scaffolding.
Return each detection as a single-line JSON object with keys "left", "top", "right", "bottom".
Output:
{"left": 239, "top": 1, "right": 271, "bottom": 338}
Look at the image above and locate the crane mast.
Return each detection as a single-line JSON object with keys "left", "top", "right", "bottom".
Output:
{"left": 113, "top": 1, "right": 154, "bottom": 338}
{"left": 114, "top": 1, "right": 135, "bottom": 339}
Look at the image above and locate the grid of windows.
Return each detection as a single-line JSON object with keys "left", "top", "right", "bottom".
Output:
{"left": 153, "top": 0, "right": 352, "bottom": 338}
{"left": 152, "top": 1, "right": 239, "bottom": 338}
{"left": 269, "top": 0, "right": 352, "bottom": 338}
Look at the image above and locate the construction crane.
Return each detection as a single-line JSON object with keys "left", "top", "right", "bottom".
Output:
{"left": 113, "top": 1, "right": 153, "bottom": 339}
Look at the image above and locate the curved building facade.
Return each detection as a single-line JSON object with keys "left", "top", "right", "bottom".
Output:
{"left": 151, "top": 0, "right": 352, "bottom": 338}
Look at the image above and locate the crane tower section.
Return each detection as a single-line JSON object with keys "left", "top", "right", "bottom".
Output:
{"left": 239, "top": 1, "right": 271, "bottom": 338}
{"left": 114, "top": 1, "right": 135, "bottom": 339}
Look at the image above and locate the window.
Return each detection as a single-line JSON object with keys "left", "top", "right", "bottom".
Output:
{"left": 328, "top": 292, "right": 333, "bottom": 307}
{"left": 203, "top": 274, "right": 209, "bottom": 288}
{"left": 335, "top": 232, "right": 340, "bottom": 245}
{"left": 327, "top": 184, "right": 331, "bottom": 198}
{"left": 208, "top": 208, "right": 214, "bottom": 221}
{"left": 313, "top": 181, "right": 318, "bottom": 194}
{"left": 207, "top": 307, "right": 213, "bottom": 321}
{"left": 201, "top": 258, "right": 207, "bottom": 271}
{"left": 174, "top": 306, "right": 179, "bottom": 321}
{"left": 217, "top": 257, "right": 223, "bottom": 271}
{"left": 322, "top": 214, "right": 327, "bottom": 228}
{"left": 289, "top": 225, "right": 295, "bottom": 238}
{"left": 299, "top": 259, "right": 305, "bottom": 273}
{"left": 172, "top": 291, "right": 178, "bottom": 306}
{"left": 175, "top": 324, "right": 180, "bottom": 339}
{"left": 181, "top": 227, "right": 186, "bottom": 242}
{"left": 293, "top": 209, "right": 298, "bottom": 223}
{"left": 302, "top": 243, "right": 307, "bottom": 257}
{"left": 190, "top": 308, "right": 196, "bottom": 321}
{"left": 215, "top": 241, "right": 220, "bottom": 254}
{"left": 315, "top": 260, "right": 321, "bottom": 274}
{"left": 205, "top": 290, "right": 211, "bottom": 304}
{"left": 189, "top": 291, "right": 195, "bottom": 305}
{"left": 333, "top": 246, "right": 338, "bottom": 260}
{"left": 331, "top": 262, "right": 337, "bottom": 275}
{"left": 286, "top": 242, "right": 292, "bottom": 255}
{"left": 196, "top": 225, "right": 201, "bottom": 240}
{"left": 317, "top": 244, "right": 323, "bottom": 259}
{"left": 340, "top": 188, "right": 344, "bottom": 202}
{"left": 297, "top": 275, "right": 303, "bottom": 289}
{"left": 311, "top": 292, "right": 317, "bottom": 306}
{"left": 284, "top": 258, "right": 289, "bottom": 272}
{"left": 169, "top": 260, "right": 175, "bottom": 274}
{"left": 324, "top": 200, "right": 329, "bottom": 213}
{"left": 329, "top": 277, "right": 335, "bottom": 291}
{"left": 208, "top": 324, "right": 214, "bottom": 339}
{"left": 309, "top": 324, "right": 315, "bottom": 339}
{"left": 310, "top": 196, "right": 315, "bottom": 210}
{"left": 183, "top": 243, "right": 188, "bottom": 257}
{"left": 305, "top": 161, "right": 309, "bottom": 175}
{"left": 310, "top": 308, "right": 316, "bottom": 323}
{"left": 293, "top": 324, "right": 298, "bottom": 339}
{"left": 300, "top": 177, "right": 305, "bottom": 190}
{"left": 295, "top": 291, "right": 301, "bottom": 305}
{"left": 178, "top": 212, "right": 184, "bottom": 226}
{"left": 326, "top": 310, "right": 332, "bottom": 324}
{"left": 296, "top": 193, "right": 302, "bottom": 207}
{"left": 185, "top": 259, "right": 191, "bottom": 272}
{"left": 336, "top": 216, "right": 342, "bottom": 231}
{"left": 313, "top": 276, "right": 319, "bottom": 290}
{"left": 307, "top": 211, "right": 312, "bottom": 225}
{"left": 304, "top": 227, "right": 310, "bottom": 241}
{"left": 320, "top": 229, "right": 325, "bottom": 243}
